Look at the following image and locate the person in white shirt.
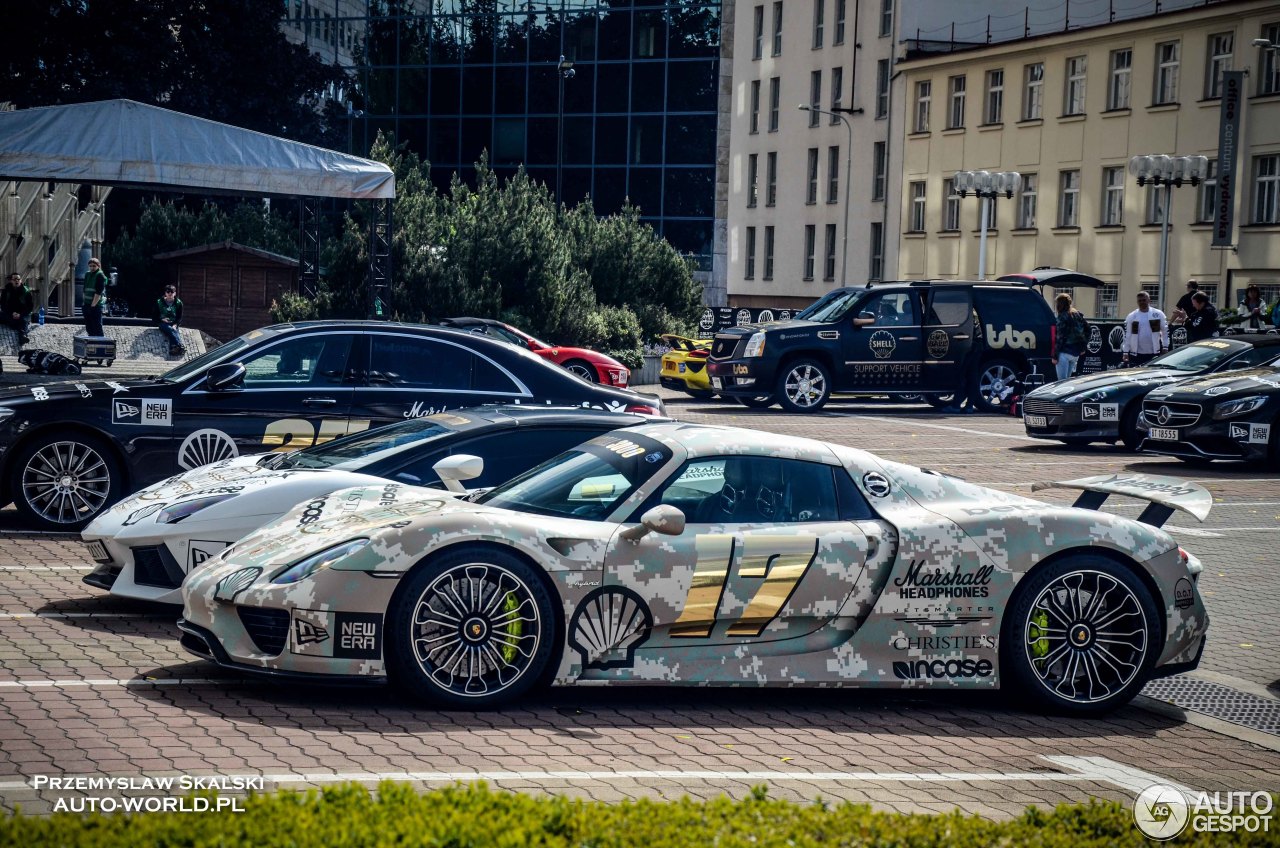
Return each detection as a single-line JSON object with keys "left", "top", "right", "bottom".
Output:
{"left": 1121, "top": 290, "right": 1169, "bottom": 366}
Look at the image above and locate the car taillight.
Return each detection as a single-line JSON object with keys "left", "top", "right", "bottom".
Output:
{"left": 627, "top": 403, "right": 660, "bottom": 415}
{"left": 688, "top": 349, "right": 710, "bottom": 358}
{"left": 1050, "top": 323, "right": 1056, "bottom": 352}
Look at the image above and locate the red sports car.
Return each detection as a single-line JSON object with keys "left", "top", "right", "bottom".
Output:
{"left": 440, "top": 317, "right": 630, "bottom": 387}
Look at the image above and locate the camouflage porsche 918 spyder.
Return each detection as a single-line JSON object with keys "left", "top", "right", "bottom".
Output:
{"left": 179, "top": 423, "right": 1210, "bottom": 714}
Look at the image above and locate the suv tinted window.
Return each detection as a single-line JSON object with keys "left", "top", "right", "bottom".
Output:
{"left": 973, "top": 287, "right": 1050, "bottom": 324}
{"left": 927, "top": 289, "right": 973, "bottom": 325}
{"left": 861, "top": 292, "right": 918, "bottom": 327}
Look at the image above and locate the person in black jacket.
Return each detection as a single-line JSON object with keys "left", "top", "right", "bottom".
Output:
{"left": 154, "top": 285, "right": 185, "bottom": 355}
{"left": 82, "top": 258, "right": 107, "bottom": 337}
{"left": 1185, "top": 292, "right": 1219, "bottom": 342}
{"left": 1, "top": 272, "right": 34, "bottom": 345}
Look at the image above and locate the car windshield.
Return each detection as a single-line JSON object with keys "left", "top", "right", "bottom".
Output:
{"left": 476, "top": 432, "right": 671, "bottom": 520}
{"left": 796, "top": 290, "right": 862, "bottom": 323}
{"left": 1148, "top": 340, "right": 1247, "bottom": 372}
{"left": 159, "top": 336, "right": 251, "bottom": 383}
{"left": 275, "top": 415, "right": 469, "bottom": 470}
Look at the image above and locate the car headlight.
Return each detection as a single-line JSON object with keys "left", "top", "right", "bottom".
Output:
{"left": 743, "top": 332, "right": 766, "bottom": 358}
{"left": 271, "top": 539, "right": 370, "bottom": 585}
{"left": 1213, "top": 396, "right": 1267, "bottom": 419}
{"left": 156, "top": 494, "right": 236, "bottom": 524}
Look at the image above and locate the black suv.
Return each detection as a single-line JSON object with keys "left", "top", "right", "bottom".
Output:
{"left": 706, "top": 280, "right": 1055, "bottom": 413}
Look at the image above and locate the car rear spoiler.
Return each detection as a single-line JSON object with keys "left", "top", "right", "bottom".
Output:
{"left": 1030, "top": 473, "right": 1212, "bottom": 528}
{"left": 660, "top": 334, "right": 713, "bottom": 352}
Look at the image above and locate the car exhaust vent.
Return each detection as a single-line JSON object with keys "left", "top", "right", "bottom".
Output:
{"left": 237, "top": 608, "right": 290, "bottom": 656}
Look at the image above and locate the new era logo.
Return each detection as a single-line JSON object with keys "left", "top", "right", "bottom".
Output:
{"left": 112, "top": 398, "right": 172, "bottom": 426}
{"left": 114, "top": 400, "right": 139, "bottom": 420}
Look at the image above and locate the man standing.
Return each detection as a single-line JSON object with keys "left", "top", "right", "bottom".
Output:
{"left": 1, "top": 272, "right": 34, "bottom": 345}
{"left": 154, "top": 285, "right": 185, "bottom": 356}
{"left": 1171, "top": 280, "right": 1199, "bottom": 325}
{"left": 1051, "top": 293, "right": 1088, "bottom": 381}
{"left": 1185, "top": 292, "right": 1219, "bottom": 342}
{"left": 1121, "top": 290, "right": 1169, "bottom": 366}
{"left": 82, "top": 257, "right": 107, "bottom": 337}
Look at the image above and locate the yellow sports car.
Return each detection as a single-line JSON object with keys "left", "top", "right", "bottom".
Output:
{"left": 660, "top": 334, "right": 715, "bottom": 399}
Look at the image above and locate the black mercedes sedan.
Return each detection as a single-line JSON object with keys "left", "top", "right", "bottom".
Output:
{"left": 0, "top": 321, "right": 664, "bottom": 530}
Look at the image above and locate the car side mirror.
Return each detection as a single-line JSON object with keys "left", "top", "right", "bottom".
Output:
{"left": 433, "top": 454, "right": 484, "bottom": 493}
{"left": 205, "top": 362, "right": 246, "bottom": 392}
{"left": 619, "top": 504, "right": 686, "bottom": 541}
{"left": 853, "top": 313, "right": 876, "bottom": 328}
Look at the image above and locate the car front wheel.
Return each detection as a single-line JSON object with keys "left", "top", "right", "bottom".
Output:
{"left": 776, "top": 359, "right": 832, "bottom": 413}
{"left": 387, "top": 547, "right": 556, "bottom": 708}
{"left": 970, "top": 359, "right": 1018, "bottom": 414}
{"left": 12, "top": 431, "right": 124, "bottom": 531}
{"left": 1004, "top": 556, "right": 1159, "bottom": 715}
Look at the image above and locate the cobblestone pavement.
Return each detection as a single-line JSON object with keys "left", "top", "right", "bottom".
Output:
{"left": 1, "top": 391, "right": 1277, "bottom": 816}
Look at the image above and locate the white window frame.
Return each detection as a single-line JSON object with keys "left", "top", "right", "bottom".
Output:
{"left": 909, "top": 181, "right": 927, "bottom": 232}
{"left": 869, "top": 222, "right": 884, "bottom": 280}
{"left": 752, "top": 5, "right": 765, "bottom": 60}
{"left": 809, "top": 70, "right": 822, "bottom": 126}
{"left": 1197, "top": 159, "right": 1219, "bottom": 223}
{"left": 1107, "top": 48, "right": 1131, "bottom": 110}
{"left": 1146, "top": 184, "right": 1167, "bottom": 225}
{"left": 872, "top": 141, "right": 886, "bottom": 201}
{"left": 1101, "top": 166, "right": 1124, "bottom": 226}
{"left": 984, "top": 68, "right": 1004, "bottom": 124}
{"left": 943, "top": 178, "right": 960, "bottom": 231}
{"left": 1206, "top": 32, "right": 1233, "bottom": 98}
{"left": 812, "top": 0, "right": 824, "bottom": 49}
{"left": 1098, "top": 283, "right": 1119, "bottom": 319}
{"left": 827, "top": 145, "right": 839, "bottom": 203}
{"left": 879, "top": 0, "right": 893, "bottom": 37}
{"left": 806, "top": 147, "right": 819, "bottom": 204}
{"left": 766, "top": 151, "right": 778, "bottom": 206}
{"left": 1263, "top": 23, "right": 1280, "bottom": 95}
{"left": 876, "top": 59, "right": 890, "bottom": 118}
{"left": 914, "top": 80, "right": 931, "bottom": 132}
{"left": 744, "top": 227, "right": 757, "bottom": 279}
{"left": 768, "top": 76, "right": 781, "bottom": 131}
{"left": 1065, "top": 56, "right": 1087, "bottom": 115}
{"left": 803, "top": 224, "right": 816, "bottom": 280}
{"left": 764, "top": 226, "right": 776, "bottom": 279}
{"left": 750, "top": 80, "right": 761, "bottom": 133}
{"left": 1017, "top": 173, "right": 1037, "bottom": 228}
{"left": 823, "top": 223, "right": 837, "bottom": 280}
{"left": 1254, "top": 154, "right": 1280, "bottom": 224}
{"left": 830, "top": 66, "right": 843, "bottom": 124}
{"left": 947, "top": 74, "right": 966, "bottom": 129}
{"left": 1058, "top": 170, "right": 1080, "bottom": 227}
{"left": 834, "top": 0, "right": 846, "bottom": 44}
{"left": 747, "top": 153, "right": 758, "bottom": 208}
{"left": 1023, "top": 62, "right": 1044, "bottom": 119}
{"left": 772, "top": 1, "right": 783, "bottom": 56}
{"left": 1154, "top": 40, "right": 1180, "bottom": 105}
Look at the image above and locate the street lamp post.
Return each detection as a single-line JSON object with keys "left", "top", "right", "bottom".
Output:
{"left": 1127, "top": 154, "right": 1209, "bottom": 309}
{"left": 952, "top": 170, "right": 1021, "bottom": 280}
{"left": 797, "top": 103, "right": 860, "bottom": 286}
{"left": 555, "top": 55, "right": 576, "bottom": 209}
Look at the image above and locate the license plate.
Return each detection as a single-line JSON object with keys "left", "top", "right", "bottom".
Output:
{"left": 84, "top": 540, "right": 111, "bottom": 563}
{"left": 678, "top": 363, "right": 686, "bottom": 373}
{"left": 1024, "top": 415, "right": 1047, "bottom": 427}
{"left": 1149, "top": 428, "right": 1179, "bottom": 441}
{"left": 712, "top": 377, "right": 722, "bottom": 389}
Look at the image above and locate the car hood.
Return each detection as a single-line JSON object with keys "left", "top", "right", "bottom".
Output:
{"left": 1146, "top": 366, "right": 1280, "bottom": 401}
{"left": 1028, "top": 367, "right": 1187, "bottom": 400}
{"left": 715, "top": 319, "right": 824, "bottom": 338}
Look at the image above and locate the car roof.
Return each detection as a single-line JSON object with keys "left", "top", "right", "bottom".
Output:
{"left": 464, "top": 404, "right": 667, "bottom": 426}
{"left": 440, "top": 317, "right": 502, "bottom": 328}
{"left": 1235, "top": 334, "right": 1280, "bottom": 348}
{"left": 629, "top": 422, "right": 843, "bottom": 465}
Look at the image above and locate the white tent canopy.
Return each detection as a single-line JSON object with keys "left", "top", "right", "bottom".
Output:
{"left": 0, "top": 99, "right": 394, "bottom": 199}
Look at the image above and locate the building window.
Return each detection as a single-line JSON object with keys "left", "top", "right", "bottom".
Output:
{"left": 769, "top": 77, "right": 781, "bottom": 131}
{"left": 803, "top": 225, "right": 816, "bottom": 280}
{"left": 872, "top": 142, "right": 887, "bottom": 201}
{"left": 981, "top": 195, "right": 997, "bottom": 230}
{"left": 834, "top": 0, "right": 846, "bottom": 44}
{"left": 879, "top": 0, "right": 893, "bottom": 37}
{"left": 914, "top": 80, "right": 931, "bottom": 132}
{"left": 1101, "top": 166, "right": 1124, "bottom": 225}
{"left": 827, "top": 146, "right": 840, "bottom": 203}
{"left": 753, "top": 5, "right": 765, "bottom": 60}
{"left": 1197, "top": 159, "right": 1219, "bottom": 223}
{"left": 1022, "top": 62, "right": 1044, "bottom": 120}
{"left": 764, "top": 226, "right": 776, "bottom": 279}
{"left": 812, "top": 0, "right": 824, "bottom": 48}
{"left": 750, "top": 80, "right": 761, "bottom": 133}
{"left": 909, "top": 181, "right": 927, "bottom": 232}
{"left": 809, "top": 70, "right": 822, "bottom": 126}
{"left": 984, "top": 69, "right": 1004, "bottom": 124}
{"left": 772, "top": 1, "right": 784, "bottom": 56}
{"left": 830, "top": 67, "right": 843, "bottom": 123}
{"left": 1107, "top": 49, "right": 1131, "bottom": 110}
{"left": 1017, "top": 173, "right": 1037, "bottom": 228}
{"left": 747, "top": 154, "right": 759, "bottom": 208}
{"left": 1154, "top": 41, "right": 1180, "bottom": 104}
{"left": 823, "top": 224, "right": 837, "bottom": 280}
{"left": 869, "top": 222, "right": 885, "bottom": 280}
{"left": 1064, "top": 56, "right": 1087, "bottom": 115}
{"left": 1145, "top": 184, "right": 1167, "bottom": 225}
{"left": 1254, "top": 154, "right": 1280, "bottom": 224}
{"left": 943, "top": 178, "right": 960, "bottom": 231}
{"left": 1206, "top": 33, "right": 1233, "bottom": 98}
{"left": 1263, "top": 23, "right": 1280, "bottom": 95}
{"left": 1098, "top": 283, "right": 1119, "bottom": 319}
{"left": 766, "top": 152, "right": 778, "bottom": 206}
{"left": 1058, "top": 170, "right": 1080, "bottom": 226}
{"left": 806, "top": 147, "right": 819, "bottom": 204}
{"left": 1199, "top": 283, "right": 1220, "bottom": 305}
{"left": 876, "top": 59, "right": 890, "bottom": 118}
{"left": 947, "top": 75, "right": 966, "bottom": 129}
{"left": 745, "top": 227, "right": 757, "bottom": 279}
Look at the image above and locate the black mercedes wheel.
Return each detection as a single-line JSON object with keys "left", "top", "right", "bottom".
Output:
{"left": 12, "top": 431, "right": 123, "bottom": 531}
{"left": 563, "top": 361, "right": 598, "bottom": 383}
{"left": 776, "top": 359, "right": 832, "bottom": 413}
{"left": 387, "top": 547, "right": 556, "bottom": 708}
{"left": 1004, "top": 556, "right": 1159, "bottom": 715}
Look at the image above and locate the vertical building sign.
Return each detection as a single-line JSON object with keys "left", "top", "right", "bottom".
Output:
{"left": 1213, "top": 71, "right": 1244, "bottom": 248}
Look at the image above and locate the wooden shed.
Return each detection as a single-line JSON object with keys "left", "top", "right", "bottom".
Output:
{"left": 153, "top": 241, "right": 299, "bottom": 341}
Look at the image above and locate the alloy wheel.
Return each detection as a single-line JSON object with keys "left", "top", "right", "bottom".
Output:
{"left": 565, "top": 363, "right": 596, "bottom": 382}
{"left": 410, "top": 562, "right": 542, "bottom": 698}
{"left": 783, "top": 364, "right": 826, "bottom": 409}
{"left": 22, "top": 441, "right": 112, "bottom": 525}
{"left": 978, "top": 363, "right": 1017, "bottom": 408}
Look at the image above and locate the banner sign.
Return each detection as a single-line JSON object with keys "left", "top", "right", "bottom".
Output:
{"left": 697, "top": 306, "right": 798, "bottom": 335}
{"left": 1212, "top": 71, "right": 1244, "bottom": 248}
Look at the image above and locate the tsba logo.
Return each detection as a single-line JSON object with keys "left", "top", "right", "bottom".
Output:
{"left": 892, "top": 657, "right": 993, "bottom": 680}
{"left": 985, "top": 324, "right": 1037, "bottom": 350}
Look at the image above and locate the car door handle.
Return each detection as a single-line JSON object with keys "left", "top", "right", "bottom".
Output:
{"left": 953, "top": 334, "right": 970, "bottom": 340}
{"left": 898, "top": 336, "right": 919, "bottom": 342}
{"left": 303, "top": 397, "right": 337, "bottom": 407}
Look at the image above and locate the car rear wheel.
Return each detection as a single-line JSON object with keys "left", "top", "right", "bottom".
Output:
{"left": 563, "top": 360, "right": 597, "bottom": 383}
{"left": 776, "top": 359, "right": 832, "bottom": 413}
{"left": 387, "top": 547, "right": 556, "bottom": 708}
{"left": 12, "top": 431, "right": 124, "bottom": 531}
{"left": 1004, "top": 556, "right": 1159, "bottom": 715}
{"left": 735, "top": 395, "right": 775, "bottom": 409}
{"left": 970, "top": 359, "right": 1018, "bottom": 414}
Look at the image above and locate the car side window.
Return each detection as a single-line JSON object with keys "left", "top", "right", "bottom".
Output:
{"left": 926, "top": 289, "right": 973, "bottom": 326}
{"left": 388, "top": 427, "right": 607, "bottom": 488}
{"left": 641, "top": 456, "right": 840, "bottom": 524}
{"left": 368, "top": 335, "right": 519, "bottom": 393}
{"left": 1222, "top": 346, "right": 1277, "bottom": 370}
{"left": 861, "top": 292, "right": 918, "bottom": 327}
{"left": 239, "top": 335, "right": 352, "bottom": 388}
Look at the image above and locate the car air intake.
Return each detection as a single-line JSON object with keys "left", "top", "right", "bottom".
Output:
{"left": 237, "top": 608, "right": 290, "bottom": 656}
{"left": 131, "top": 545, "right": 185, "bottom": 589}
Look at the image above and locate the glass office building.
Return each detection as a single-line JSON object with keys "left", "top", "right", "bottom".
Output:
{"left": 285, "top": 0, "right": 721, "bottom": 265}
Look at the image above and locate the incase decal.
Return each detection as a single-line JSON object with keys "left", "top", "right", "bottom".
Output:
{"left": 869, "top": 330, "right": 897, "bottom": 359}
{"left": 892, "top": 657, "right": 993, "bottom": 680}
{"left": 112, "top": 398, "right": 172, "bottom": 426}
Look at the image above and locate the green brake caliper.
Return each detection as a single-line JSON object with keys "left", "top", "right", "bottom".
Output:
{"left": 501, "top": 592, "right": 522, "bottom": 664}
{"left": 1028, "top": 610, "right": 1050, "bottom": 664}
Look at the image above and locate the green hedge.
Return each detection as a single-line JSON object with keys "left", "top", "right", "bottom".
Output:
{"left": 1, "top": 783, "right": 1272, "bottom": 846}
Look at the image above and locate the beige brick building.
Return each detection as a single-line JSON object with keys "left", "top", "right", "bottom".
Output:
{"left": 893, "top": 0, "right": 1280, "bottom": 318}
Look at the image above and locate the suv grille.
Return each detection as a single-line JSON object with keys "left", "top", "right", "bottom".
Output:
{"left": 1022, "top": 398, "right": 1066, "bottom": 416}
{"left": 1142, "top": 400, "right": 1202, "bottom": 427}
{"left": 132, "top": 545, "right": 185, "bottom": 589}
{"left": 237, "top": 608, "right": 290, "bottom": 656}
{"left": 711, "top": 336, "right": 740, "bottom": 359}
